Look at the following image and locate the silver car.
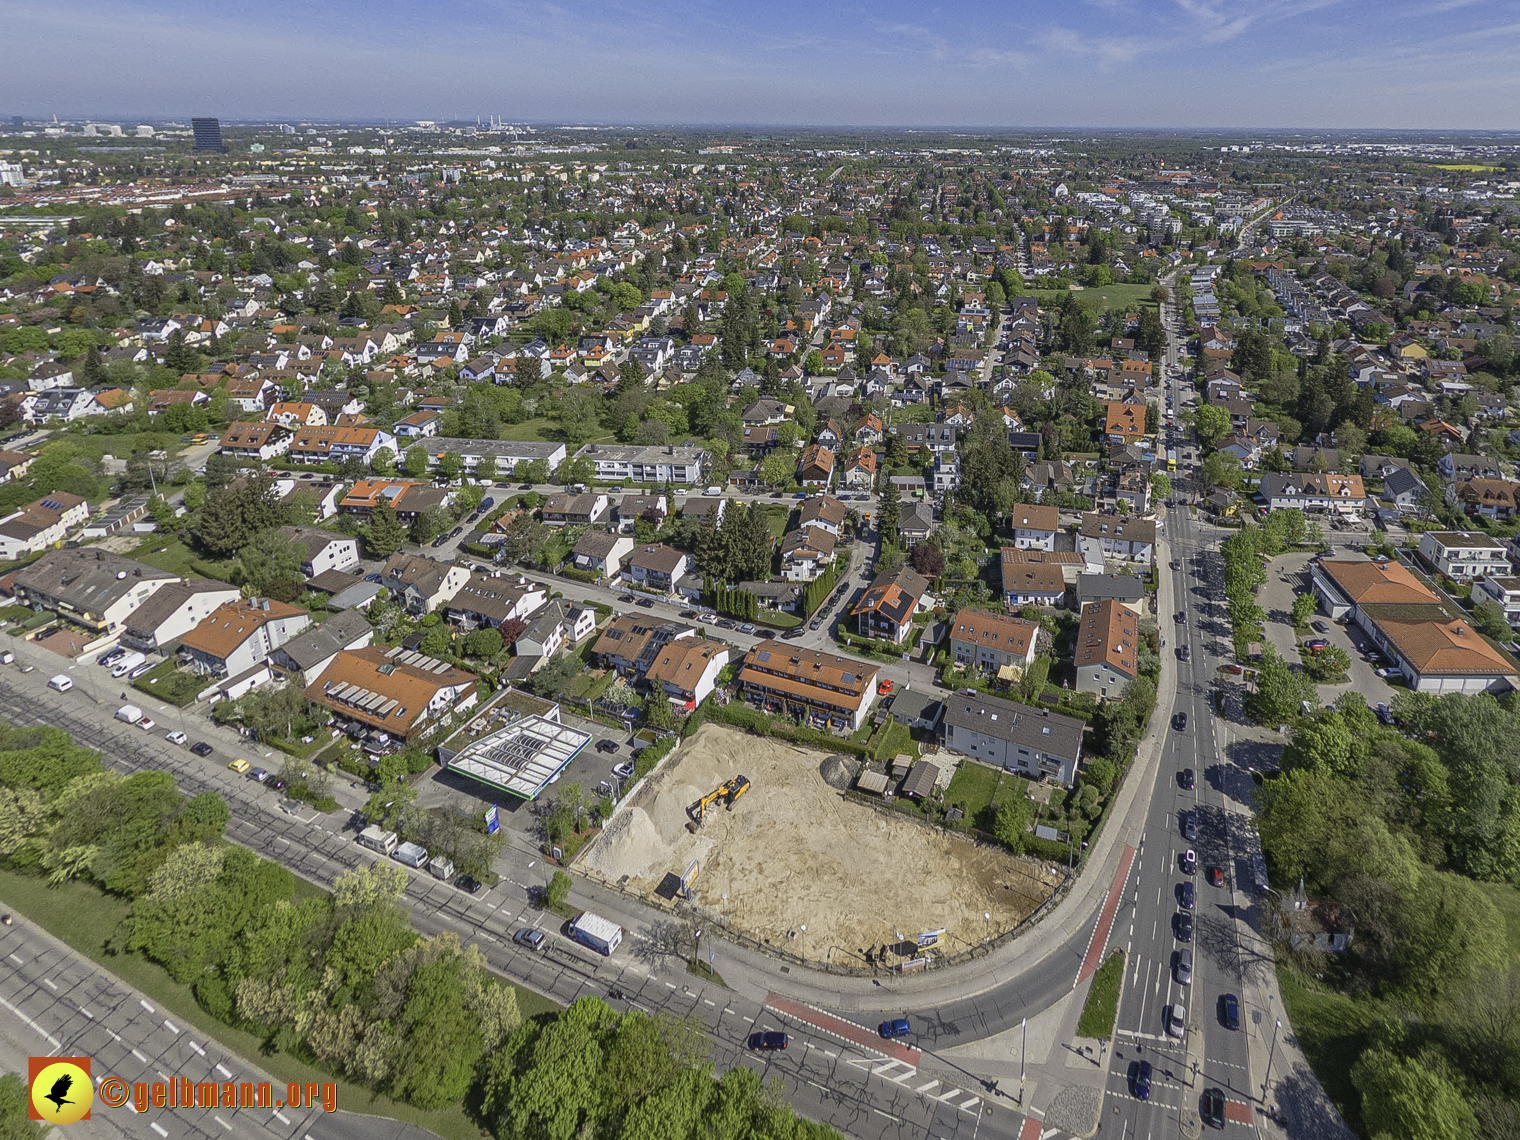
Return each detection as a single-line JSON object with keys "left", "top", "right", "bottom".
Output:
{"left": 1167, "top": 1004, "right": 1186, "bottom": 1038}
{"left": 1176, "top": 949, "right": 1193, "bottom": 985}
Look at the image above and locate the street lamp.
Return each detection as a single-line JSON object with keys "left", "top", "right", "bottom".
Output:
{"left": 983, "top": 911, "right": 991, "bottom": 943}
{"left": 799, "top": 923, "right": 806, "bottom": 962}
{"left": 1265, "top": 1017, "right": 1282, "bottom": 1096}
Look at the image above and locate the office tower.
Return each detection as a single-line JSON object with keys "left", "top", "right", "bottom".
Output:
{"left": 191, "top": 117, "right": 226, "bottom": 152}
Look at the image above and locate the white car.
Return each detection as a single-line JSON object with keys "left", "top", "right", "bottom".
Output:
{"left": 1166, "top": 1004, "right": 1186, "bottom": 1038}
{"left": 1376, "top": 667, "right": 1395, "bottom": 678}
{"left": 138, "top": 718, "right": 156, "bottom": 732}
{"left": 165, "top": 730, "right": 188, "bottom": 745}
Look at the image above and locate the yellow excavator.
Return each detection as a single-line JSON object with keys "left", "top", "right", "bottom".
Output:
{"left": 688, "top": 774, "right": 751, "bottom": 829}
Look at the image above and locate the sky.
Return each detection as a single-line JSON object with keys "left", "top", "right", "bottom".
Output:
{"left": 4, "top": 0, "right": 1520, "bottom": 129}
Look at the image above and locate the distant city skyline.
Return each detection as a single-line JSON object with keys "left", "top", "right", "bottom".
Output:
{"left": 3, "top": 0, "right": 1518, "bottom": 128}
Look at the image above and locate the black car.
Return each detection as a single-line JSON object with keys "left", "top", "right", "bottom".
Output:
{"left": 1182, "top": 811, "right": 1198, "bottom": 841}
{"left": 449, "top": 526, "right": 463, "bottom": 539}
{"left": 1131, "top": 1059, "right": 1152, "bottom": 1101}
{"left": 1201, "top": 1087, "right": 1226, "bottom": 1129}
{"left": 1221, "top": 993, "right": 1240, "bottom": 1030}
{"left": 457, "top": 875, "right": 485, "bottom": 895}
{"left": 1179, "top": 881, "right": 1196, "bottom": 910}
{"left": 619, "top": 594, "right": 636, "bottom": 603}
{"left": 1175, "top": 611, "right": 1187, "bottom": 624}
{"left": 757, "top": 629, "right": 776, "bottom": 639}
{"left": 596, "top": 739, "right": 620, "bottom": 754}
{"left": 782, "top": 628, "right": 806, "bottom": 639}
{"left": 636, "top": 598, "right": 656, "bottom": 608}
{"left": 190, "top": 741, "right": 213, "bottom": 757}
{"left": 1173, "top": 712, "right": 1188, "bottom": 731}
{"left": 680, "top": 610, "right": 697, "bottom": 618}
{"left": 749, "top": 1031, "right": 789, "bottom": 1051}
{"left": 431, "top": 535, "right": 446, "bottom": 547}
{"left": 1175, "top": 912, "right": 1193, "bottom": 942}
{"left": 1180, "top": 768, "right": 1195, "bottom": 789}
{"left": 1178, "top": 645, "right": 1191, "bottom": 662}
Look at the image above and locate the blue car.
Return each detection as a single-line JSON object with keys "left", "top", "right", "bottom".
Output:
{"left": 1221, "top": 993, "right": 1240, "bottom": 1030}
{"left": 878, "top": 1017, "right": 912, "bottom": 1039}
{"left": 1132, "top": 1059, "right": 1152, "bottom": 1101}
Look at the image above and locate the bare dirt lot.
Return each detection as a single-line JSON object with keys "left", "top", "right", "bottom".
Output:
{"left": 582, "top": 724, "right": 1059, "bottom": 964}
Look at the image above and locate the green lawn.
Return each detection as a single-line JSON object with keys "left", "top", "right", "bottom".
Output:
{"left": 943, "top": 760, "right": 1027, "bottom": 828}
{"left": 870, "top": 719, "right": 915, "bottom": 762}
{"left": 128, "top": 536, "right": 235, "bottom": 582}
{"left": 754, "top": 611, "right": 802, "bottom": 629}
{"left": 1076, "top": 950, "right": 1124, "bottom": 1038}
{"left": 1033, "top": 283, "right": 1159, "bottom": 314}
{"left": 756, "top": 503, "right": 792, "bottom": 539}
{"left": 132, "top": 659, "right": 203, "bottom": 706}
{"left": 1276, "top": 964, "right": 1382, "bottom": 1137}
{"left": 0, "top": 866, "right": 559, "bottom": 1140}
{"left": 64, "top": 432, "right": 188, "bottom": 461}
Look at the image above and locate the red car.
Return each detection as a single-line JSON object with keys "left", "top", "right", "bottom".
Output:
{"left": 877, "top": 679, "right": 894, "bottom": 695}
{"left": 1208, "top": 867, "right": 1225, "bottom": 887}
{"left": 1221, "top": 664, "right": 1243, "bottom": 675}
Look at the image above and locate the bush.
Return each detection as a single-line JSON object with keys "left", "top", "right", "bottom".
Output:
{"left": 546, "top": 870, "right": 572, "bottom": 908}
{"left": 559, "top": 566, "right": 601, "bottom": 584}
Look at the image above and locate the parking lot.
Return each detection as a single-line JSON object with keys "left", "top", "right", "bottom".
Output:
{"left": 1257, "top": 549, "right": 1400, "bottom": 709}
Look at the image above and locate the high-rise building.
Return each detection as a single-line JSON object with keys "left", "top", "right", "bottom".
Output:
{"left": 191, "top": 117, "right": 226, "bottom": 152}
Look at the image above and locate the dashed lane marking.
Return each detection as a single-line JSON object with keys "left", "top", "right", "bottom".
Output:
{"left": 42, "top": 978, "right": 56, "bottom": 990}
{"left": 0, "top": 993, "right": 61, "bottom": 1050}
{"left": 140, "top": 999, "right": 155, "bottom": 1013}
{"left": 213, "top": 1116, "right": 232, "bottom": 1131}
{"left": 149, "top": 1123, "right": 168, "bottom": 1138}
{"left": 272, "top": 1110, "right": 290, "bottom": 1125}
{"left": 215, "top": 1063, "right": 233, "bottom": 1079}
{"left": 132, "top": 1049, "right": 147, "bottom": 1063}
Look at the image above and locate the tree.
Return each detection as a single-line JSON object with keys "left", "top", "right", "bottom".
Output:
{"left": 0, "top": 1071, "right": 48, "bottom": 1140}
{"left": 992, "top": 796, "right": 1031, "bottom": 852}
{"left": 1201, "top": 450, "right": 1243, "bottom": 491}
{"left": 1282, "top": 713, "right": 1355, "bottom": 776}
{"left": 1352, "top": 1047, "right": 1479, "bottom": 1140}
{"left": 1472, "top": 598, "right": 1512, "bottom": 642}
{"left": 362, "top": 500, "right": 408, "bottom": 559}
{"left": 1149, "top": 472, "right": 1172, "bottom": 501}
{"left": 1193, "top": 404, "right": 1230, "bottom": 448}
{"left": 759, "top": 451, "right": 793, "bottom": 488}
{"left": 643, "top": 690, "right": 676, "bottom": 731}
{"left": 878, "top": 481, "right": 901, "bottom": 549}
{"left": 371, "top": 447, "right": 397, "bottom": 475}
{"left": 1246, "top": 652, "right": 1315, "bottom": 726}
{"left": 557, "top": 391, "right": 603, "bottom": 447}
{"left": 463, "top": 627, "right": 503, "bottom": 658}
{"left": 1291, "top": 592, "right": 1317, "bottom": 628}
{"left": 195, "top": 474, "right": 285, "bottom": 557}
{"left": 437, "top": 452, "right": 462, "bottom": 481}
{"left": 404, "top": 444, "right": 429, "bottom": 478}
{"left": 234, "top": 529, "right": 305, "bottom": 600}
{"left": 909, "top": 543, "right": 945, "bottom": 578}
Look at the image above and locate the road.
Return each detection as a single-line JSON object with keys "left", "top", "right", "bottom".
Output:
{"left": 0, "top": 914, "right": 437, "bottom": 1140}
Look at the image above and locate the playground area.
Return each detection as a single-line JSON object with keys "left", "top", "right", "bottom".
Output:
{"left": 581, "top": 723, "right": 1061, "bottom": 966}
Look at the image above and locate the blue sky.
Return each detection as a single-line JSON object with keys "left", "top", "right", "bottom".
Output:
{"left": 4, "top": 0, "right": 1519, "bottom": 128}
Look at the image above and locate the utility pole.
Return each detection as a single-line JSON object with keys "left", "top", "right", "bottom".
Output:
{"left": 1264, "top": 1017, "right": 1282, "bottom": 1097}
{"left": 799, "top": 924, "right": 806, "bottom": 963}
{"left": 1019, "top": 1017, "right": 1027, "bottom": 1105}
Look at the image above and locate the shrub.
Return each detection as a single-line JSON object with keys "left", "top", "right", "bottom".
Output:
{"left": 546, "top": 870, "right": 572, "bottom": 908}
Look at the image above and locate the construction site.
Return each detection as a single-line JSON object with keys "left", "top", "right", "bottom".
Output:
{"left": 580, "top": 723, "right": 1062, "bottom": 967}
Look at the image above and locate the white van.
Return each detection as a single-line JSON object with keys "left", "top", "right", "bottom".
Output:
{"left": 392, "top": 841, "right": 429, "bottom": 868}
{"left": 109, "top": 652, "right": 147, "bottom": 678}
{"left": 356, "top": 825, "right": 398, "bottom": 855}
{"left": 47, "top": 674, "right": 73, "bottom": 693}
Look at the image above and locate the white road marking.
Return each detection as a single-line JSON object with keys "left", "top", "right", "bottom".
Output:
{"left": 6, "top": 953, "right": 21, "bottom": 965}
{"left": 213, "top": 1116, "right": 232, "bottom": 1131}
{"left": 42, "top": 978, "right": 56, "bottom": 990}
{"left": 915, "top": 1079, "right": 940, "bottom": 1093}
{"left": 149, "top": 1123, "right": 169, "bottom": 1138}
{"left": 215, "top": 1063, "right": 233, "bottom": 1079}
{"left": 272, "top": 1110, "right": 291, "bottom": 1125}
{"left": 188, "top": 1041, "right": 205, "bottom": 1056}
{"left": 958, "top": 1095, "right": 981, "bottom": 1109}
{"left": 163, "top": 1020, "right": 178, "bottom": 1034}
{"left": 140, "top": 999, "right": 155, "bottom": 1013}
{"left": 0, "top": 993, "right": 61, "bottom": 1050}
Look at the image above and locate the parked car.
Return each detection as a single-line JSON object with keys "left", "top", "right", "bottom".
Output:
{"left": 269, "top": 777, "right": 287, "bottom": 791}
{"left": 618, "top": 594, "right": 635, "bottom": 603}
{"left": 1221, "top": 993, "right": 1240, "bottom": 1030}
{"left": 190, "top": 741, "right": 213, "bottom": 756}
{"left": 878, "top": 679, "right": 895, "bottom": 695}
{"left": 1131, "top": 1060, "right": 1152, "bottom": 1101}
{"left": 1175, "top": 913, "right": 1193, "bottom": 942}
{"left": 250, "top": 767, "right": 270, "bottom": 783}
{"left": 1208, "top": 866, "right": 1225, "bottom": 887}
{"left": 636, "top": 598, "right": 656, "bottom": 609}
{"left": 513, "top": 928, "right": 546, "bottom": 950}
{"left": 137, "top": 717, "right": 156, "bottom": 731}
{"left": 749, "top": 1031, "right": 789, "bottom": 1051}
{"left": 596, "top": 739, "right": 620, "bottom": 754}
{"left": 228, "top": 758, "right": 251, "bottom": 774}
{"left": 737, "top": 622, "right": 756, "bottom": 634}
{"left": 1176, "top": 948, "right": 1193, "bottom": 985}
{"left": 757, "top": 629, "right": 776, "bottom": 639}
{"left": 165, "top": 730, "right": 188, "bottom": 746}
{"left": 456, "top": 875, "right": 484, "bottom": 895}
{"left": 1221, "top": 663, "right": 1243, "bottom": 674}
{"left": 1305, "top": 639, "right": 1329, "bottom": 653}
{"left": 679, "top": 610, "right": 697, "bottom": 618}
{"left": 1181, "top": 848, "right": 1197, "bottom": 875}
{"left": 1179, "top": 881, "right": 1196, "bottom": 909}
{"left": 612, "top": 761, "right": 634, "bottom": 779}
{"left": 878, "top": 1017, "right": 912, "bottom": 1039}
{"left": 717, "top": 619, "right": 737, "bottom": 630}
{"left": 1312, "top": 620, "right": 1330, "bottom": 634}
{"left": 1376, "top": 667, "right": 1396, "bottom": 678}
{"left": 1376, "top": 703, "right": 1394, "bottom": 725}
{"left": 782, "top": 628, "right": 806, "bottom": 639}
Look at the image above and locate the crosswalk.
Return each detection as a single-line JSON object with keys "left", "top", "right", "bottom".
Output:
{"left": 842, "top": 1056, "right": 984, "bottom": 1114}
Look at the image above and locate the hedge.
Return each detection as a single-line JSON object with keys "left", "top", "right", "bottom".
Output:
{"left": 632, "top": 734, "right": 678, "bottom": 780}
{"left": 705, "top": 702, "right": 872, "bottom": 756}
{"left": 1023, "top": 834, "right": 1074, "bottom": 862}
{"left": 558, "top": 566, "right": 601, "bottom": 584}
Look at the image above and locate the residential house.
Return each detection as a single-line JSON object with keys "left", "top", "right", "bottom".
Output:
{"left": 1448, "top": 479, "right": 1520, "bottom": 521}
{"left": 177, "top": 598, "right": 311, "bottom": 679}
{"left": 576, "top": 442, "right": 706, "bottom": 485}
{"left": 0, "top": 449, "right": 36, "bottom": 484}
{"left": 591, "top": 614, "right": 696, "bottom": 675}
{"left": 218, "top": 421, "right": 292, "bottom": 461}
{"left": 1076, "top": 574, "right": 1146, "bottom": 615}
{"left": 0, "top": 492, "right": 88, "bottom": 560}
{"left": 615, "top": 494, "right": 668, "bottom": 534}
{"left": 1079, "top": 513, "right": 1155, "bottom": 566}
{"left": 393, "top": 410, "right": 441, "bottom": 439}
{"left": 851, "top": 565, "right": 933, "bottom": 645}
{"left": 289, "top": 424, "right": 396, "bottom": 465}
{"left": 780, "top": 526, "right": 837, "bottom": 582}
{"left": 1103, "top": 401, "right": 1148, "bottom": 445}
{"left": 280, "top": 526, "right": 359, "bottom": 577}
{"left": 1437, "top": 453, "right": 1503, "bottom": 483}
{"left": 1360, "top": 454, "right": 1413, "bottom": 481}
{"left": 843, "top": 447, "right": 877, "bottom": 489}
{"left": 12, "top": 549, "right": 179, "bottom": 637}
{"left": 798, "top": 444, "right": 835, "bottom": 488}
{"left": 119, "top": 580, "right": 242, "bottom": 654}
{"left": 339, "top": 480, "right": 450, "bottom": 520}
{"left": 1009, "top": 505, "right": 1060, "bottom": 551}
{"left": 941, "top": 691, "right": 1084, "bottom": 785}
{"left": 268, "top": 610, "right": 374, "bottom": 682}
{"left": 623, "top": 544, "right": 692, "bottom": 596}
{"left": 571, "top": 531, "right": 633, "bottom": 578}
{"left": 1418, "top": 531, "right": 1509, "bottom": 582}
{"left": 643, "top": 637, "right": 729, "bottom": 709}
{"left": 737, "top": 644, "right": 880, "bottom": 732}
{"left": 798, "top": 495, "right": 848, "bottom": 537}
{"left": 380, "top": 553, "right": 471, "bottom": 614}
{"left": 1001, "top": 555, "right": 1069, "bottom": 609}
{"left": 1256, "top": 472, "right": 1368, "bottom": 517}
{"left": 1476, "top": 576, "right": 1520, "bottom": 628}
{"left": 1380, "top": 466, "right": 1427, "bottom": 512}
{"left": 1074, "top": 598, "right": 1139, "bottom": 699}
{"left": 514, "top": 599, "right": 596, "bottom": 662}
{"left": 305, "top": 645, "right": 479, "bottom": 743}
{"left": 541, "top": 492, "right": 610, "bottom": 526}
{"left": 445, "top": 572, "right": 547, "bottom": 629}
{"left": 949, "top": 609, "right": 1039, "bottom": 676}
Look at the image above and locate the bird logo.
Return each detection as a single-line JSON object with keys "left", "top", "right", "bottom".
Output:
{"left": 28, "top": 1058, "right": 93, "bottom": 1125}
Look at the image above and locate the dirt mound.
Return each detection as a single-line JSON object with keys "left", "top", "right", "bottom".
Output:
{"left": 818, "top": 754, "right": 858, "bottom": 790}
